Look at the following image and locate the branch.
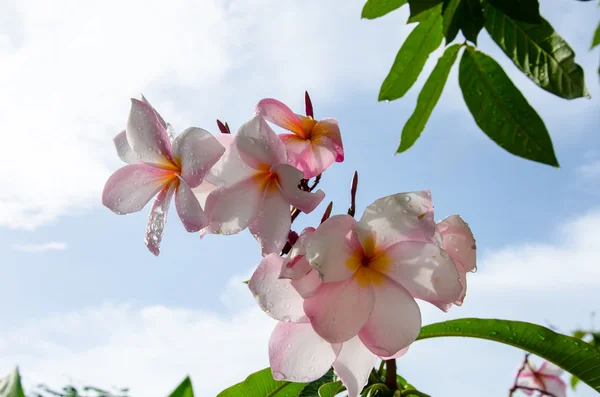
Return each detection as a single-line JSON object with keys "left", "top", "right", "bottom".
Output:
{"left": 347, "top": 171, "right": 358, "bottom": 217}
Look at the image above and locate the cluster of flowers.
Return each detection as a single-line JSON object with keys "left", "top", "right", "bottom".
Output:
{"left": 513, "top": 357, "right": 567, "bottom": 397}
{"left": 102, "top": 94, "right": 476, "bottom": 396}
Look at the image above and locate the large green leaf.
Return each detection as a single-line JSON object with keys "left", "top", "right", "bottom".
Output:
{"left": 441, "top": 0, "right": 462, "bottom": 43}
{"left": 317, "top": 382, "right": 343, "bottom": 397}
{"left": 0, "top": 368, "right": 25, "bottom": 397}
{"left": 484, "top": 4, "right": 589, "bottom": 100}
{"left": 168, "top": 377, "right": 194, "bottom": 397}
{"left": 362, "top": 0, "right": 407, "bottom": 19}
{"left": 417, "top": 318, "right": 600, "bottom": 392}
{"left": 458, "top": 46, "right": 559, "bottom": 167}
{"left": 407, "top": 0, "right": 443, "bottom": 21}
{"left": 399, "top": 44, "right": 461, "bottom": 152}
{"left": 461, "top": 0, "right": 484, "bottom": 44}
{"left": 298, "top": 370, "right": 334, "bottom": 397}
{"left": 379, "top": 10, "right": 443, "bottom": 101}
{"left": 217, "top": 368, "right": 306, "bottom": 397}
{"left": 487, "top": 0, "right": 541, "bottom": 24}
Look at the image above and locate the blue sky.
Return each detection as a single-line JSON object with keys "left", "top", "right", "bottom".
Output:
{"left": 0, "top": 0, "right": 599, "bottom": 396}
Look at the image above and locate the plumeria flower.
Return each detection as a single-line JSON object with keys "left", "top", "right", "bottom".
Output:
{"left": 515, "top": 360, "right": 567, "bottom": 397}
{"left": 102, "top": 98, "right": 225, "bottom": 255}
{"left": 249, "top": 254, "right": 387, "bottom": 397}
{"left": 255, "top": 96, "right": 343, "bottom": 179}
{"left": 434, "top": 215, "right": 477, "bottom": 310}
{"left": 301, "top": 192, "right": 464, "bottom": 357}
{"left": 203, "top": 115, "right": 325, "bottom": 255}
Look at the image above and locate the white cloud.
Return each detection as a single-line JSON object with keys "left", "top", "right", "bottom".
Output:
{"left": 0, "top": 0, "right": 408, "bottom": 230}
{"left": 576, "top": 160, "right": 600, "bottom": 181}
{"left": 13, "top": 241, "right": 68, "bottom": 252}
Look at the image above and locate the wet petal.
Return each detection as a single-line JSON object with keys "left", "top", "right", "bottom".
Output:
{"left": 248, "top": 254, "right": 306, "bottom": 323}
{"left": 280, "top": 227, "right": 316, "bottom": 280}
{"left": 102, "top": 164, "right": 174, "bottom": 215}
{"left": 291, "top": 269, "right": 323, "bottom": 299}
{"left": 141, "top": 94, "right": 167, "bottom": 128}
{"left": 255, "top": 98, "right": 304, "bottom": 136}
{"left": 295, "top": 136, "right": 338, "bottom": 179}
{"left": 172, "top": 127, "right": 225, "bottom": 188}
{"left": 205, "top": 134, "right": 254, "bottom": 187}
{"left": 312, "top": 118, "right": 344, "bottom": 161}
{"left": 145, "top": 182, "right": 176, "bottom": 256}
{"left": 379, "top": 346, "right": 410, "bottom": 360}
{"left": 126, "top": 99, "right": 175, "bottom": 169}
{"left": 269, "top": 322, "right": 340, "bottom": 382}
{"left": 175, "top": 177, "right": 208, "bottom": 232}
{"left": 333, "top": 337, "right": 376, "bottom": 397}
{"left": 236, "top": 115, "right": 287, "bottom": 169}
{"left": 249, "top": 186, "right": 291, "bottom": 256}
{"left": 357, "top": 192, "right": 436, "bottom": 250}
{"left": 191, "top": 180, "right": 218, "bottom": 208}
{"left": 280, "top": 134, "right": 311, "bottom": 170}
{"left": 539, "top": 375, "right": 567, "bottom": 397}
{"left": 373, "top": 241, "right": 462, "bottom": 310}
{"left": 204, "top": 176, "right": 265, "bottom": 235}
{"left": 272, "top": 163, "right": 325, "bottom": 214}
{"left": 358, "top": 277, "right": 421, "bottom": 358}
{"left": 113, "top": 130, "right": 138, "bottom": 164}
{"left": 438, "top": 215, "right": 477, "bottom": 273}
{"left": 304, "top": 276, "right": 374, "bottom": 344}
{"left": 305, "top": 215, "right": 362, "bottom": 283}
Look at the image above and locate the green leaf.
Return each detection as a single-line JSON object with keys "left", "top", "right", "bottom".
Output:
{"left": 592, "top": 21, "right": 600, "bottom": 49}
{"left": 217, "top": 368, "right": 306, "bottom": 397}
{"left": 362, "top": 0, "right": 407, "bottom": 19}
{"left": 0, "top": 369, "right": 25, "bottom": 397}
{"left": 298, "top": 370, "right": 334, "bottom": 397}
{"left": 317, "top": 381, "right": 343, "bottom": 397}
{"left": 572, "top": 330, "right": 587, "bottom": 340}
{"left": 417, "top": 318, "right": 600, "bottom": 392}
{"left": 487, "top": 0, "right": 541, "bottom": 24}
{"left": 168, "top": 377, "right": 194, "bottom": 397}
{"left": 442, "top": 0, "right": 462, "bottom": 43}
{"left": 461, "top": 0, "right": 485, "bottom": 44}
{"left": 484, "top": 3, "right": 589, "bottom": 100}
{"left": 379, "top": 10, "right": 443, "bottom": 101}
{"left": 571, "top": 375, "right": 581, "bottom": 390}
{"left": 407, "top": 0, "right": 443, "bottom": 20}
{"left": 363, "top": 383, "right": 389, "bottom": 397}
{"left": 407, "top": 2, "right": 442, "bottom": 23}
{"left": 398, "top": 43, "right": 461, "bottom": 152}
{"left": 458, "top": 46, "right": 559, "bottom": 167}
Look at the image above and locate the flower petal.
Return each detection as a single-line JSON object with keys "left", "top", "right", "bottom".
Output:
{"left": 269, "top": 322, "right": 340, "bottom": 382}
{"left": 280, "top": 227, "right": 316, "bottom": 280}
{"left": 236, "top": 115, "right": 287, "bottom": 169}
{"left": 141, "top": 94, "right": 167, "bottom": 129}
{"left": 145, "top": 182, "right": 176, "bottom": 256}
{"left": 333, "top": 337, "right": 376, "bottom": 397}
{"left": 191, "top": 180, "right": 218, "bottom": 208}
{"left": 248, "top": 254, "right": 306, "bottom": 323}
{"left": 295, "top": 136, "right": 338, "bottom": 179}
{"left": 272, "top": 163, "right": 325, "bottom": 213}
{"left": 172, "top": 127, "right": 225, "bottom": 188}
{"left": 304, "top": 276, "right": 374, "bottom": 344}
{"left": 126, "top": 99, "right": 176, "bottom": 169}
{"left": 358, "top": 277, "right": 421, "bottom": 358}
{"left": 102, "top": 164, "right": 174, "bottom": 215}
{"left": 291, "top": 269, "right": 323, "bottom": 299}
{"left": 373, "top": 241, "right": 462, "bottom": 310}
{"left": 438, "top": 215, "right": 477, "bottom": 273}
{"left": 357, "top": 192, "right": 436, "bottom": 250}
{"left": 379, "top": 346, "right": 410, "bottom": 360}
{"left": 113, "top": 130, "right": 138, "bottom": 164}
{"left": 205, "top": 134, "right": 254, "bottom": 187}
{"left": 539, "top": 361, "right": 564, "bottom": 377}
{"left": 305, "top": 215, "right": 362, "bottom": 283}
{"left": 312, "top": 118, "right": 344, "bottom": 161}
{"left": 280, "top": 134, "right": 311, "bottom": 170}
{"left": 539, "top": 375, "right": 567, "bottom": 397}
{"left": 249, "top": 186, "right": 291, "bottom": 255}
{"left": 175, "top": 177, "right": 208, "bottom": 232}
{"left": 255, "top": 98, "right": 304, "bottom": 136}
{"left": 204, "top": 176, "right": 265, "bottom": 235}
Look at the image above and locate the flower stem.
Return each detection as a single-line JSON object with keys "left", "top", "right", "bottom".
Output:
{"left": 385, "top": 359, "right": 397, "bottom": 389}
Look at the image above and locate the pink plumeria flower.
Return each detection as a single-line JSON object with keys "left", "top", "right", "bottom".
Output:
{"left": 255, "top": 98, "right": 343, "bottom": 179}
{"left": 102, "top": 98, "right": 225, "bottom": 255}
{"left": 433, "top": 215, "right": 477, "bottom": 310}
{"left": 203, "top": 115, "right": 325, "bottom": 255}
{"left": 301, "top": 192, "right": 464, "bottom": 357}
{"left": 249, "top": 254, "right": 390, "bottom": 397}
{"left": 516, "top": 360, "right": 567, "bottom": 397}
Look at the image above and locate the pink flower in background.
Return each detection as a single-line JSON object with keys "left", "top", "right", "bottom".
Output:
{"left": 302, "top": 192, "right": 463, "bottom": 357}
{"left": 515, "top": 360, "right": 567, "bottom": 397}
{"left": 255, "top": 97, "right": 344, "bottom": 179}
{"left": 434, "top": 215, "right": 477, "bottom": 310}
{"left": 203, "top": 115, "right": 325, "bottom": 255}
{"left": 102, "top": 98, "right": 225, "bottom": 255}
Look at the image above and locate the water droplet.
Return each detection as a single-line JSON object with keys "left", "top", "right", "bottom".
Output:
{"left": 287, "top": 343, "right": 292, "bottom": 349}
{"left": 267, "top": 302, "right": 274, "bottom": 309}
{"left": 285, "top": 303, "right": 291, "bottom": 309}
{"left": 404, "top": 196, "right": 411, "bottom": 202}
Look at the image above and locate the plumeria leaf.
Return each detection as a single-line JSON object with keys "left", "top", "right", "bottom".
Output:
{"left": 487, "top": 0, "right": 541, "bottom": 24}
{"left": 298, "top": 369, "right": 334, "bottom": 397}
{"left": 0, "top": 368, "right": 25, "bottom": 397}
{"left": 317, "top": 381, "right": 343, "bottom": 397}
{"left": 572, "top": 330, "right": 587, "bottom": 339}
{"left": 484, "top": 3, "right": 589, "bottom": 99}
{"left": 407, "top": 2, "right": 441, "bottom": 23}
{"left": 398, "top": 44, "right": 461, "bottom": 152}
{"left": 167, "top": 377, "right": 194, "bottom": 397}
{"left": 441, "top": 0, "right": 462, "bottom": 43}
{"left": 571, "top": 375, "right": 581, "bottom": 390}
{"left": 379, "top": 9, "right": 444, "bottom": 101}
{"left": 592, "top": 21, "right": 600, "bottom": 49}
{"left": 460, "top": 0, "right": 485, "bottom": 44}
{"left": 407, "top": 0, "right": 443, "bottom": 19}
{"left": 458, "top": 45, "right": 559, "bottom": 167}
{"left": 362, "top": 0, "right": 407, "bottom": 19}
{"left": 362, "top": 383, "right": 389, "bottom": 396}
{"left": 217, "top": 368, "right": 306, "bottom": 397}
{"left": 416, "top": 318, "right": 600, "bottom": 392}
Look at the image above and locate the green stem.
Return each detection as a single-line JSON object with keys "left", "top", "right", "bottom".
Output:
{"left": 265, "top": 382, "right": 291, "bottom": 397}
{"left": 400, "top": 390, "right": 431, "bottom": 397}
